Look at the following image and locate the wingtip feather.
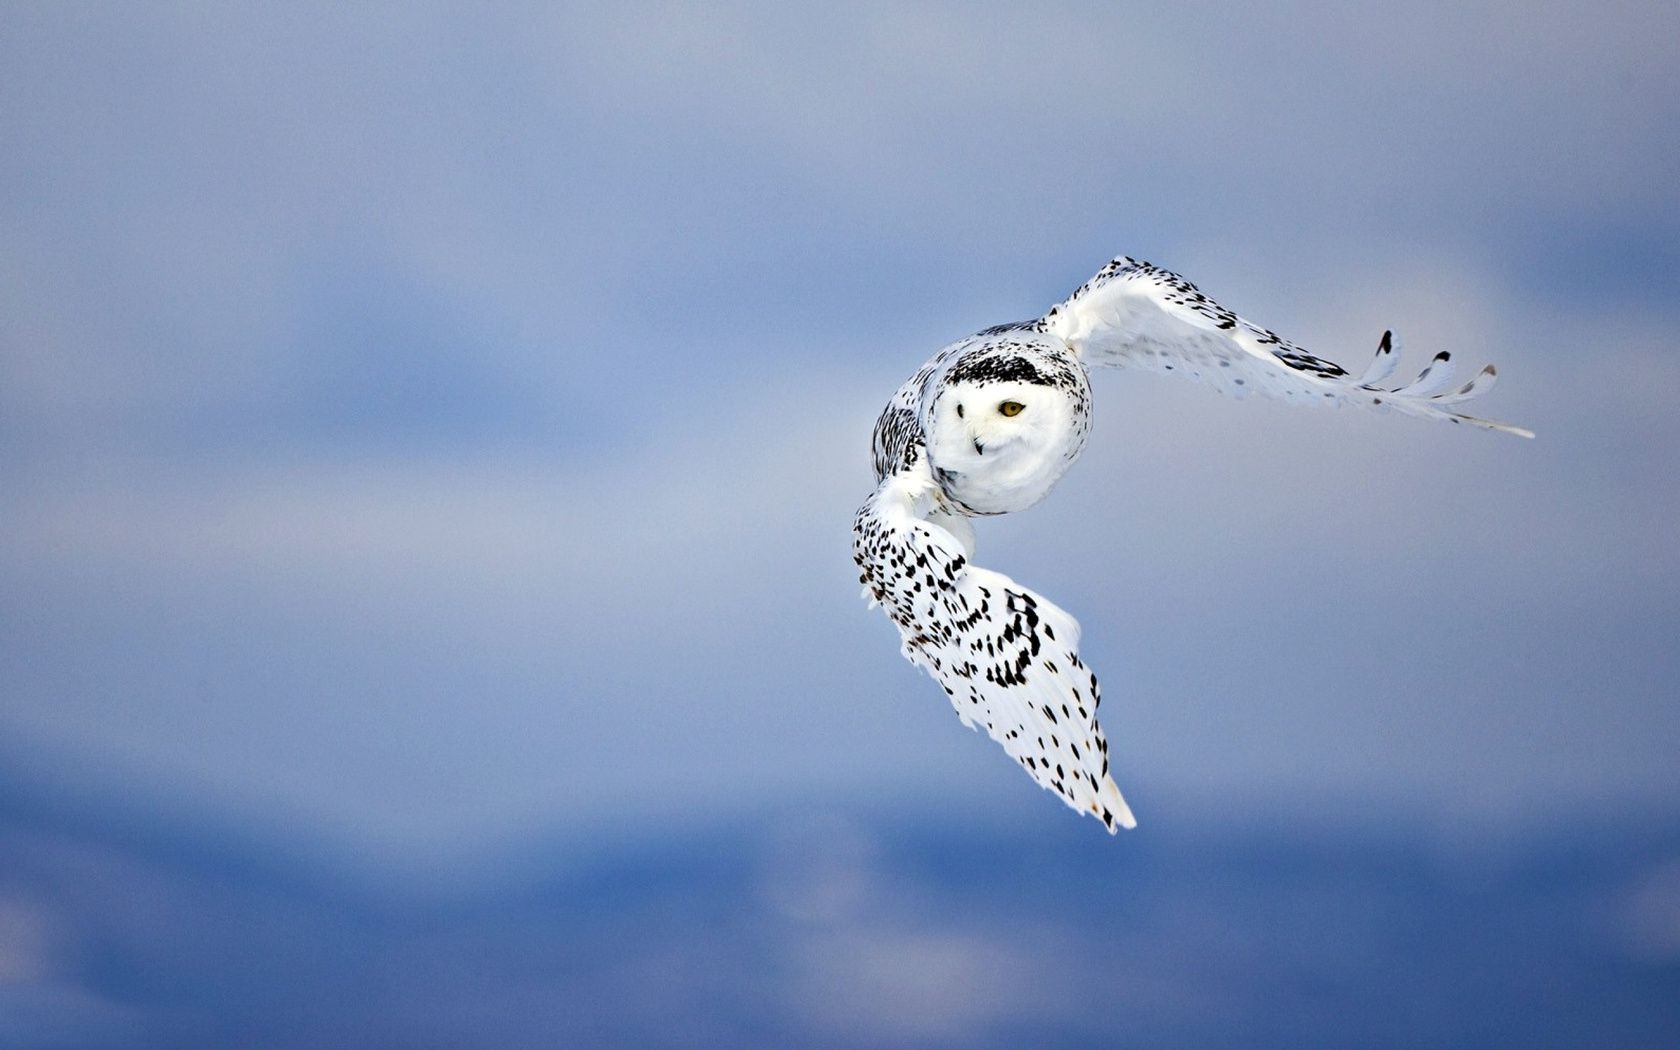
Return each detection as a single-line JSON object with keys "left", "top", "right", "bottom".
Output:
{"left": 1357, "top": 330, "right": 1402, "bottom": 386}
{"left": 1097, "top": 776, "right": 1137, "bottom": 832}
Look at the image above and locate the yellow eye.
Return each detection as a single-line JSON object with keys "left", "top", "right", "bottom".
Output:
{"left": 998, "top": 400, "right": 1025, "bottom": 417}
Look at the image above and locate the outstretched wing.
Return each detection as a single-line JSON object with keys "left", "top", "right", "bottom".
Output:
{"left": 1043, "top": 257, "right": 1533, "bottom": 438}
{"left": 853, "top": 451, "right": 1136, "bottom": 832}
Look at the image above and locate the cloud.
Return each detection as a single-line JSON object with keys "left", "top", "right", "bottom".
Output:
{"left": 3, "top": 272, "right": 1676, "bottom": 876}
{"left": 0, "top": 2, "right": 1676, "bottom": 877}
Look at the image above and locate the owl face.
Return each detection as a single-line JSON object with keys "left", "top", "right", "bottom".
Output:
{"left": 925, "top": 371, "right": 1090, "bottom": 514}
{"left": 942, "top": 379, "right": 1067, "bottom": 458}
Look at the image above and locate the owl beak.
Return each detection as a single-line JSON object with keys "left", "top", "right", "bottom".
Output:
{"left": 972, "top": 437, "right": 985, "bottom": 455}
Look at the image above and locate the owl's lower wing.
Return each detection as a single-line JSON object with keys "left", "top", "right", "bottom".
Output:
{"left": 1044, "top": 257, "right": 1533, "bottom": 438}
{"left": 852, "top": 455, "right": 1136, "bottom": 832}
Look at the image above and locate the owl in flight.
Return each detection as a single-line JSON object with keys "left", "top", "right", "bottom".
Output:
{"left": 853, "top": 256, "right": 1530, "bottom": 833}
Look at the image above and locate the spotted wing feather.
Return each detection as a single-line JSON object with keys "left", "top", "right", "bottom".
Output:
{"left": 1043, "top": 257, "right": 1532, "bottom": 437}
{"left": 853, "top": 454, "right": 1136, "bottom": 832}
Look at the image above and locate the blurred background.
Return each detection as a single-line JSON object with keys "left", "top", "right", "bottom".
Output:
{"left": 2, "top": 2, "right": 1677, "bottom": 1046}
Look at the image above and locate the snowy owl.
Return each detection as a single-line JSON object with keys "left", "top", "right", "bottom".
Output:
{"left": 852, "top": 256, "right": 1530, "bottom": 833}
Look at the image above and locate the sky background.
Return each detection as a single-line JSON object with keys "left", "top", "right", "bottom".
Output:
{"left": 2, "top": 2, "right": 1678, "bottom": 1046}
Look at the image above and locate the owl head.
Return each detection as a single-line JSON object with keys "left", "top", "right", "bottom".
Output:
{"left": 922, "top": 347, "right": 1090, "bottom": 513}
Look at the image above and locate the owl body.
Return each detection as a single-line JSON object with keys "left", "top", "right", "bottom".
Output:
{"left": 853, "top": 256, "right": 1528, "bottom": 835}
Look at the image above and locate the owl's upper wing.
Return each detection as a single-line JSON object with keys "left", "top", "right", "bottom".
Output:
{"left": 1043, "top": 257, "right": 1533, "bottom": 438}
{"left": 852, "top": 452, "right": 1136, "bottom": 832}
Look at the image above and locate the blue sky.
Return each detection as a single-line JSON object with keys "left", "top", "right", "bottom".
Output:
{"left": 1, "top": 3, "right": 1678, "bottom": 1043}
